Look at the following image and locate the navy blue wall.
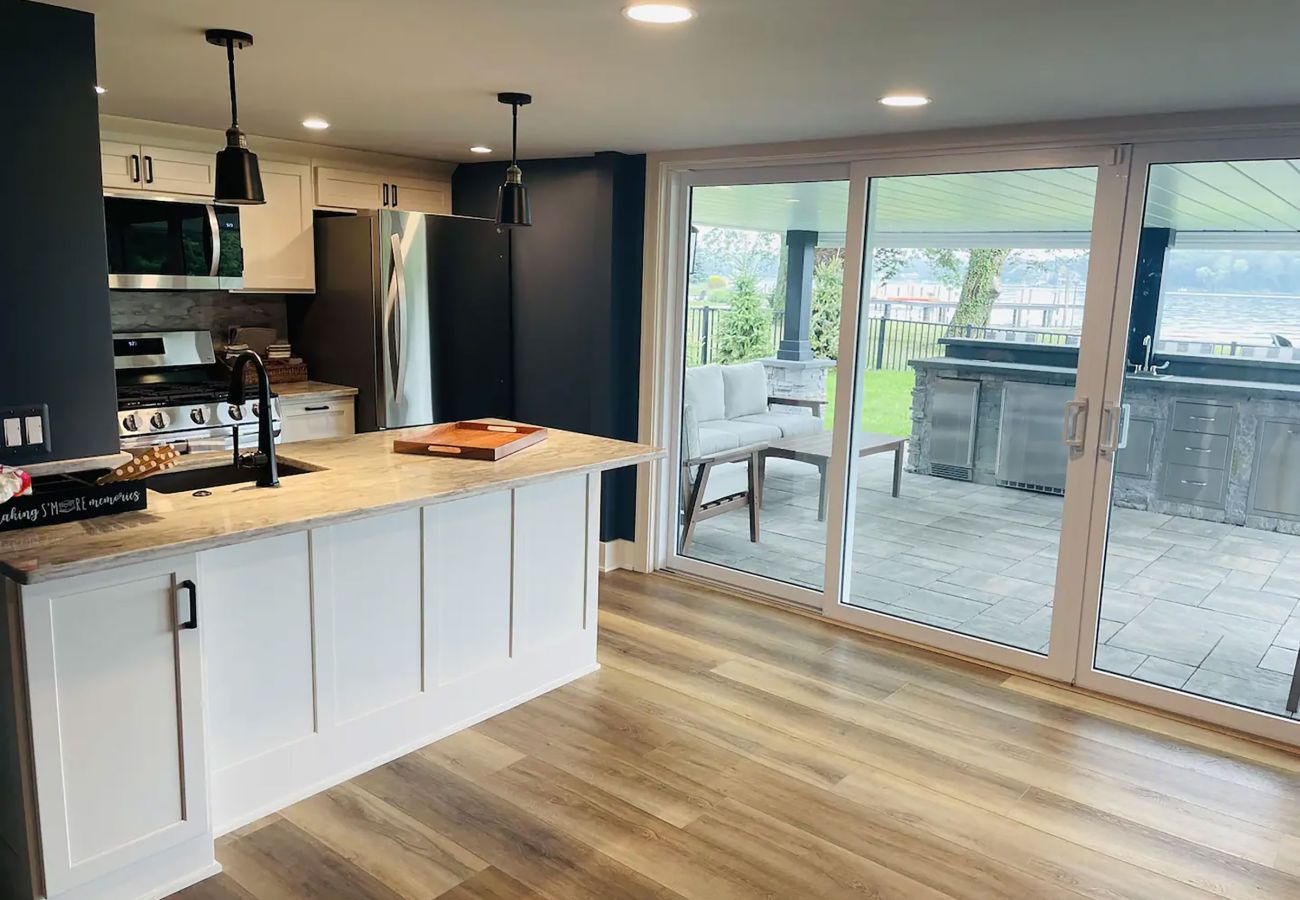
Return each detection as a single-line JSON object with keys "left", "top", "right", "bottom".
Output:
{"left": 3, "top": 2, "right": 118, "bottom": 466}
{"left": 450, "top": 152, "right": 645, "bottom": 541}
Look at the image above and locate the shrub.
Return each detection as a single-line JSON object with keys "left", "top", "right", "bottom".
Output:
{"left": 810, "top": 253, "right": 844, "bottom": 360}
{"left": 713, "top": 271, "right": 773, "bottom": 363}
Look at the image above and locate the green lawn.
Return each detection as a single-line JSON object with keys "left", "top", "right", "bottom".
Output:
{"left": 823, "top": 367, "right": 915, "bottom": 437}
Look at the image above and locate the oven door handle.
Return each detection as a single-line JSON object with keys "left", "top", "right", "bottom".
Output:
{"left": 207, "top": 205, "right": 221, "bottom": 278}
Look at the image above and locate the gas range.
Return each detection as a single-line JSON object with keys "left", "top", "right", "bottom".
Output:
{"left": 113, "top": 331, "right": 280, "bottom": 454}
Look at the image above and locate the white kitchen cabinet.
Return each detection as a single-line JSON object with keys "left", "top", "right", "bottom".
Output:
{"left": 315, "top": 166, "right": 450, "bottom": 214}
{"left": 100, "top": 140, "right": 142, "bottom": 190}
{"left": 236, "top": 159, "right": 316, "bottom": 293}
{"left": 101, "top": 141, "right": 215, "bottom": 196}
{"left": 315, "top": 166, "right": 387, "bottom": 210}
{"left": 278, "top": 395, "right": 356, "bottom": 443}
{"left": 390, "top": 174, "right": 450, "bottom": 214}
{"left": 17, "top": 556, "right": 212, "bottom": 898}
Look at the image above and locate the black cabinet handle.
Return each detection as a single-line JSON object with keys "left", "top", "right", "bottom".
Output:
{"left": 383, "top": 183, "right": 389, "bottom": 206}
{"left": 391, "top": 184, "right": 398, "bottom": 207}
{"left": 179, "top": 579, "right": 198, "bottom": 630}
{"left": 144, "top": 155, "right": 154, "bottom": 184}
{"left": 304, "top": 405, "right": 330, "bottom": 412}
{"left": 130, "top": 154, "right": 141, "bottom": 183}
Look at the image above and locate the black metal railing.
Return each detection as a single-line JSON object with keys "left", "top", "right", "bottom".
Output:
{"left": 685, "top": 303, "right": 1074, "bottom": 369}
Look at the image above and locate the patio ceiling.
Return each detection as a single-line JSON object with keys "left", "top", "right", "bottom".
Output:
{"left": 691, "top": 160, "right": 1300, "bottom": 248}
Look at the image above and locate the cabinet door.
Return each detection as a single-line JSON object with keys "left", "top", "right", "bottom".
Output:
{"left": 315, "top": 166, "right": 387, "bottom": 210}
{"left": 278, "top": 397, "right": 356, "bottom": 443}
{"left": 391, "top": 176, "right": 450, "bottom": 215}
{"left": 140, "top": 145, "right": 217, "bottom": 196}
{"left": 237, "top": 160, "right": 316, "bottom": 293}
{"left": 1252, "top": 419, "right": 1300, "bottom": 518}
{"left": 101, "top": 141, "right": 142, "bottom": 190}
{"left": 21, "top": 556, "right": 209, "bottom": 896}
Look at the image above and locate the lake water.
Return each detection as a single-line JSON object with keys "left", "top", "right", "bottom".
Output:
{"left": 1158, "top": 292, "right": 1300, "bottom": 345}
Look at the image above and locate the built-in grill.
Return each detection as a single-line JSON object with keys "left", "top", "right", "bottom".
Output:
{"left": 113, "top": 330, "right": 280, "bottom": 454}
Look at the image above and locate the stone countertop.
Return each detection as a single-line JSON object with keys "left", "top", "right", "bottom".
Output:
{"left": 0, "top": 426, "right": 663, "bottom": 585}
{"left": 910, "top": 356, "right": 1300, "bottom": 399}
{"left": 273, "top": 381, "right": 359, "bottom": 401}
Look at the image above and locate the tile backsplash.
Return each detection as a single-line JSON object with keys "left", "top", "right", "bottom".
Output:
{"left": 109, "top": 291, "right": 288, "bottom": 344}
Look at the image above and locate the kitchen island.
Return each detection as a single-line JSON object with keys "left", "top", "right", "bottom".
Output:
{"left": 0, "top": 426, "right": 660, "bottom": 900}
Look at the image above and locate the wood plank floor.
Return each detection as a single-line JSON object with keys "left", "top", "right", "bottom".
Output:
{"left": 175, "top": 570, "right": 1300, "bottom": 900}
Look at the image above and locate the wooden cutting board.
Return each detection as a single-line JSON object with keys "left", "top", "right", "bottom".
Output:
{"left": 392, "top": 421, "right": 547, "bottom": 461}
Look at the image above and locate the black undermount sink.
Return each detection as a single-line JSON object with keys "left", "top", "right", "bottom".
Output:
{"left": 147, "top": 461, "right": 319, "bottom": 494}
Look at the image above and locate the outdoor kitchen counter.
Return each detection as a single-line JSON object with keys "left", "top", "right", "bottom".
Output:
{"left": 0, "top": 424, "right": 661, "bottom": 585}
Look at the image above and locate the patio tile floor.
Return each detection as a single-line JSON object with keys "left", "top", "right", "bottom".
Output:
{"left": 683, "top": 453, "right": 1300, "bottom": 719}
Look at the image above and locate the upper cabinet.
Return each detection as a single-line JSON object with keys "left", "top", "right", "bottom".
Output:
{"left": 236, "top": 160, "right": 315, "bottom": 293}
{"left": 101, "top": 141, "right": 217, "bottom": 196}
{"left": 316, "top": 166, "right": 450, "bottom": 214}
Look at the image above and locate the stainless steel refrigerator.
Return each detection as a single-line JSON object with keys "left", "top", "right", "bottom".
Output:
{"left": 295, "top": 210, "right": 507, "bottom": 432}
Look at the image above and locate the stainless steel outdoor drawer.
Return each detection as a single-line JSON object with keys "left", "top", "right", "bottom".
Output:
{"left": 1164, "top": 432, "right": 1230, "bottom": 470}
{"left": 1160, "top": 463, "right": 1227, "bottom": 506}
{"left": 1171, "top": 400, "right": 1235, "bottom": 436}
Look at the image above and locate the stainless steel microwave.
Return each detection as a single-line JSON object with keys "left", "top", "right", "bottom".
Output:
{"left": 104, "top": 195, "right": 244, "bottom": 290}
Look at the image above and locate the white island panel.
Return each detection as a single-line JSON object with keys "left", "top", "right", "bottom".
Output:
{"left": 426, "top": 491, "right": 513, "bottom": 686}
{"left": 202, "top": 533, "right": 316, "bottom": 772}
{"left": 325, "top": 509, "right": 423, "bottom": 723}
{"left": 513, "top": 475, "right": 591, "bottom": 653}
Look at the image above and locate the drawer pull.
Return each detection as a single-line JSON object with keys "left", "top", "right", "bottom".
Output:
{"left": 1180, "top": 479, "right": 1208, "bottom": 486}
{"left": 1189, "top": 415, "right": 1215, "bottom": 421}
{"left": 1185, "top": 446, "right": 1212, "bottom": 453}
{"left": 303, "top": 405, "right": 331, "bottom": 412}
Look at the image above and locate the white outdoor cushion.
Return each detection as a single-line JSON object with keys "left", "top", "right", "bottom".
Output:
{"left": 735, "top": 412, "right": 824, "bottom": 438}
{"left": 683, "top": 364, "right": 726, "bottom": 423}
{"left": 721, "top": 362, "right": 769, "bottom": 419}
{"left": 696, "top": 424, "right": 740, "bottom": 456}
{"left": 707, "top": 418, "right": 783, "bottom": 446}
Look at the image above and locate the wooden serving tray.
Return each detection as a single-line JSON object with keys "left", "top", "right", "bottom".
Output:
{"left": 392, "top": 421, "right": 548, "bottom": 461}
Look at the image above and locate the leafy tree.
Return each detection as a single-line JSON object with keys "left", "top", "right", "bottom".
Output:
{"left": 810, "top": 251, "right": 845, "bottom": 359}
{"left": 947, "top": 248, "right": 1012, "bottom": 331}
{"left": 714, "top": 270, "right": 773, "bottom": 363}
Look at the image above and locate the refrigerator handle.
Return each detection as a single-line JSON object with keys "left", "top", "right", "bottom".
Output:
{"left": 388, "top": 232, "right": 408, "bottom": 403}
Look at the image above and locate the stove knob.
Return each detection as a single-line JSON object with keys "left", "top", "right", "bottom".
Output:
{"left": 228, "top": 405, "right": 244, "bottom": 421}
{"left": 149, "top": 411, "right": 170, "bottom": 430}
{"left": 251, "top": 402, "right": 262, "bottom": 419}
{"left": 122, "top": 413, "right": 139, "bottom": 433}
{"left": 190, "top": 408, "right": 207, "bottom": 425}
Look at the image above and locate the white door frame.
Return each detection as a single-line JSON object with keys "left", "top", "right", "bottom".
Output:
{"left": 816, "top": 145, "right": 1132, "bottom": 681}
{"left": 1073, "top": 134, "right": 1300, "bottom": 746}
{"left": 658, "top": 163, "right": 851, "bottom": 610}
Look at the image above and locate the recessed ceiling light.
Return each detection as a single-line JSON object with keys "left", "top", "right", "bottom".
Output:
{"left": 879, "top": 94, "right": 931, "bottom": 108}
{"left": 301, "top": 117, "right": 330, "bottom": 130}
{"left": 624, "top": 3, "right": 696, "bottom": 24}
{"left": 94, "top": 85, "right": 107, "bottom": 94}
{"left": 470, "top": 145, "right": 493, "bottom": 154}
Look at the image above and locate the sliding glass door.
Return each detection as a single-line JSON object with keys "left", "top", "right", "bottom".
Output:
{"left": 668, "top": 168, "right": 851, "bottom": 604}
{"left": 658, "top": 138, "right": 1300, "bottom": 744}
{"left": 1077, "top": 137, "right": 1300, "bottom": 742}
{"left": 820, "top": 148, "right": 1130, "bottom": 678}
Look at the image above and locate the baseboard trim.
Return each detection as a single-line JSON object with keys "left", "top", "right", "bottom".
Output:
{"left": 599, "top": 538, "right": 639, "bottom": 572}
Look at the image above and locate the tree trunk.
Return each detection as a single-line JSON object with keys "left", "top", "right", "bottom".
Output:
{"left": 947, "top": 248, "right": 1010, "bottom": 333}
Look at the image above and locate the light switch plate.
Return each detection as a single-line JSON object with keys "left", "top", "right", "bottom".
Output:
{"left": 0, "top": 404, "right": 50, "bottom": 458}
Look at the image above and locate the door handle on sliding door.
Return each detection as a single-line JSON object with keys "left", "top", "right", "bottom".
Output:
{"left": 1098, "top": 401, "right": 1129, "bottom": 455}
{"left": 1062, "top": 398, "right": 1089, "bottom": 451}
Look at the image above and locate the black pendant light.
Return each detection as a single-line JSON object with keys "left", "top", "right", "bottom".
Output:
{"left": 495, "top": 92, "right": 532, "bottom": 227}
{"left": 206, "top": 29, "right": 265, "bottom": 205}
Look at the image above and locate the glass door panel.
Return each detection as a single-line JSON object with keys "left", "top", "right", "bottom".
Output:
{"left": 673, "top": 178, "right": 850, "bottom": 594}
{"left": 1092, "top": 153, "right": 1300, "bottom": 723}
{"left": 829, "top": 155, "right": 1122, "bottom": 675}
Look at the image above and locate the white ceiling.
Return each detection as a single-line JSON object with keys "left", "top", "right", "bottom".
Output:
{"left": 62, "top": 0, "right": 1300, "bottom": 163}
{"left": 691, "top": 161, "right": 1300, "bottom": 245}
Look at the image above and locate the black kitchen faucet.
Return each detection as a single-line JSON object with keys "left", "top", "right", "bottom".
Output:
{"left": 227, "top": 350, "right": 280, "bottom": 488}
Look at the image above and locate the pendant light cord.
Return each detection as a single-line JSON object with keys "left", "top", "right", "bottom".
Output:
{"left": 226, "top": 38, "right": 239, "bottom": 127}
{"left": 511, "top": 102, "right": 519, "bottom": 167}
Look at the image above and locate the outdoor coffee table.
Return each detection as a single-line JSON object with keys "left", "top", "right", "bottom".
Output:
{"left": 761, "top": 431, "right": 905, "bottom": 521}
